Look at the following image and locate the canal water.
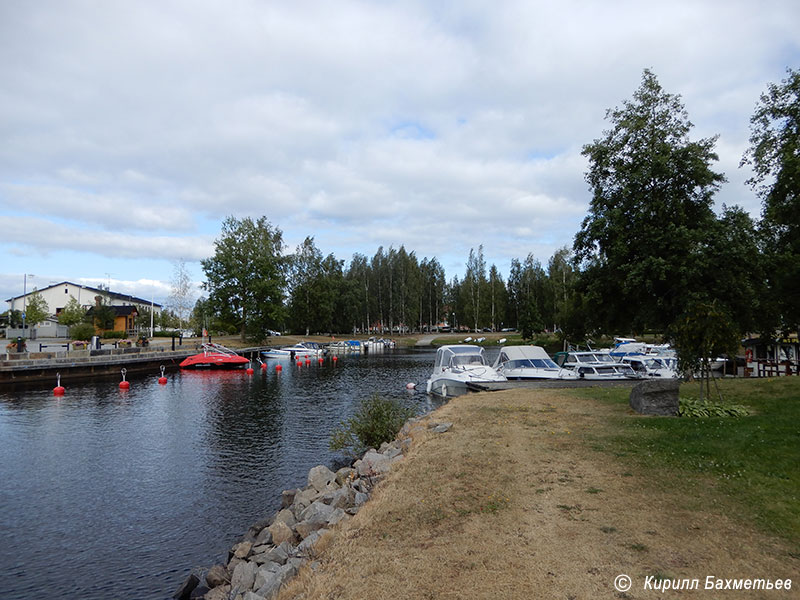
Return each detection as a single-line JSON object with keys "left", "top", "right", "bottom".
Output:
{"left": 0, "top": 347, "right": 453, "bottom": 600}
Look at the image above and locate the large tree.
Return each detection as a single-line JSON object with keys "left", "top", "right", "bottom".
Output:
{"left": 574, "top": 69, "right": 725, "bottom": 335}
{"left": 201, "top": 215, "right": 286, "bottom": 341}
{"left": 741, "top": 67, "right": 800, "bottom": 332}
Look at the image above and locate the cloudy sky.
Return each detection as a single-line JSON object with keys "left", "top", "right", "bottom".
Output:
{"left": 2, "top": 0, "right": 798, "bottom": 309}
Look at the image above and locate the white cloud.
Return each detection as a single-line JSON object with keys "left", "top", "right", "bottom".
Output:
{"left": 1, "top": 0, "right": 798, "bottom": 304}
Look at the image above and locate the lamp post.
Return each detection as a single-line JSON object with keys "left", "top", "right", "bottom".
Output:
{"left": 21, "top": 273, "right": 35, "bottom": 336}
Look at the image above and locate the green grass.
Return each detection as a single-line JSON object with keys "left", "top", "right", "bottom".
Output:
{"left": 575, "top": 377, "right": 800, "bottom": 551}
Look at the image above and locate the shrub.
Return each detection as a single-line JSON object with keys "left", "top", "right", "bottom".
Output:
{"left": 69, "top": 323, "right": 96, "bottom": 341}
{"left": 678, "top": 397, "right": 750, "bottom": 418}
{"left": 102, "top": 330, "right": 126, "bottom": 339}
{"left": 330, "top": 394, "right": 415, "bottom": 457}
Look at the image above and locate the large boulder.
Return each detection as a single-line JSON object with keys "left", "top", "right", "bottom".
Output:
{"left": 308, "top": 465, "right": 337, "bottom": 493}
{"left": 629, "top": 379, "right": 680, "bottom": 416}
{"left": 230, "top": 560, "right": 257, "bottom": 593}
{"left": 267, "top": 520, "right": 296, "bottom": 546}
{"left": 205, "top": 564, "right": 229, "bottom": 588}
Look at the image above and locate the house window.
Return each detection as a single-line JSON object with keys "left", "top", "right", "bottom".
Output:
{"left": 65, "top": 288, "right": 69, "bottom": 293}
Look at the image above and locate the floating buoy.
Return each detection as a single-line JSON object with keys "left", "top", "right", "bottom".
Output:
{"left": 318, "top": 357, "right": 324, "bottom": 365}
{"left": 304, "top": 359, "right": 311, "bottom": 366}
{"left": 246, "top": 362, "right": 255, "bottom": 375}
{"left": 260, "top": 361, "right": 267, "bottom": 370}
{"left": 276, "top": 364, "right": 283, "bottom": 372}
{"left": 296, "top": 360, "right": 302, "bottom": 367}
{"left": 119, "top": 368, "right": 130, "bottom": 390}
{"left": 406, "top": 382, "right": 416, "bottom": 390}
{"left": 158, "top": 365, "right": 167, "bottom": 385}
{"left": 332, "top": 356, "right": 338, "bottom": 363}
{"left": 53, "top": 373, "right": 65, "bottom": 396}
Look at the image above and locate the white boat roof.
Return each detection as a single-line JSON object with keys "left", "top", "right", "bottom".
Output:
{"left": 498, "top": 346, "right": 552, "bottom": 360}
{"left": 439, "top": 344, "right": 482, "bottom": 354}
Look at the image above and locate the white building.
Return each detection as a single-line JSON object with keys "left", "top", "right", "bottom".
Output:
{"left": 6, "top": 281, "right": 163, "bottom": 320}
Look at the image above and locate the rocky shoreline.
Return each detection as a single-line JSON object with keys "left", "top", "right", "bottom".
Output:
{"left": 172, "top": 418, "right": 452, "bottom": 600}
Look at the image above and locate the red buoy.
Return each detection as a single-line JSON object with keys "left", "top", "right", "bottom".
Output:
{"left": 119, "top": 368, "right": 130, "bottom": 390}
{"left": 158, "top": 365, "right": 168, "bottom": 385}
{"left": 53, "top": 373, "right": 65, "bottom": 396}
{"left": 261, "top": 362, "right": 267, "bottom": 370}
{"left": 318, "top": 357, "right": 324, "bottom": 365}
{"left": 296, "top": 360, "right": 302, "bottom": 367}
{"left": 276, "top": 364, "right": 283, "bottom": 372}
{"left": 332, "top": 356, "right": 338, "bottom": 363}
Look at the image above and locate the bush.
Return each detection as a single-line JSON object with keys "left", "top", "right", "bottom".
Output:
{"left": 102, "top": 330, "right": 126, "bottom": 339}
{"left": 330, "top": 394, "right": 415, "bottom": 457}
{"left": 69, "top": 323, "right": 97, "bottom": 341}
{"left": 678, "top": 397, "right": 750, "bottom": 418}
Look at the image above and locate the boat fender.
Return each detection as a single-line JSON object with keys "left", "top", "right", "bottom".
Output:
{"left": 406, "top": 382, "right": 416, "bottom": 389}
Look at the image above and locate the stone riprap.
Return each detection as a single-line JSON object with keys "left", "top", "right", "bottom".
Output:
{"left": 173, "top": 417, "right": 451, "bottom": 600}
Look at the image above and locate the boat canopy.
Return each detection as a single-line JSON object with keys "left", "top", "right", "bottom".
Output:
{"left": 494, "top": 346, "right": 560, "bottom": 370}
{"left": 435, "top": 345, "right": 488, "bottom": 368}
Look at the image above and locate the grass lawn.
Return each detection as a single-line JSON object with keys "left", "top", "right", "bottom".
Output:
{"left": 576, "top": 376, "right": 800, "bottom": 553}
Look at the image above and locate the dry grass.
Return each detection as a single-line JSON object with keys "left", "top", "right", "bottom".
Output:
{"left": 277, "top": 389, "right": 798, "bottom": 599}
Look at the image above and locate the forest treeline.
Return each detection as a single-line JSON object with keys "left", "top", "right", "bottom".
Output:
{"left": 192, "top": 67, "right": 799, "bottom": 362}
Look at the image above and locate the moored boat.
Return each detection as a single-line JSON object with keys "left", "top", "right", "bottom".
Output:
{"left": 179, "top": 343, "right": 250, "bottom": 369}
{"left": 262, "top": 341, "right": 326, "bottom": 359}
{"left": 426, "top": 344, "right": 507, "bottom": 396}
{"left": 493, "top": 345, "right": 578, "bottom": 380}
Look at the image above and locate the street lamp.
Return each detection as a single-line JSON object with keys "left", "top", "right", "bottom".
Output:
{"left": 21, "top": 274, "right": 35, "bottom": 336}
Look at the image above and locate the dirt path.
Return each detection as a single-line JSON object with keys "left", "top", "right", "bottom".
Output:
{"left": 279, "top": 389, "right": 798, "bottom": 599}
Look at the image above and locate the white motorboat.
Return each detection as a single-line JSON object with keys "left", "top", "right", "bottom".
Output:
{"left": 619, "top": 355, "right": 679, "bottom": 378}
{"left": 262, "top": 341, "right": 326, "bottom": 359}
{"left": 493, "top": 346, "right": 578, "bottom": 380}
{"left": 426, "top": 344, "right": 507, "bottom": 396}
{"left": 554, "top": 350, "right": 641, "bottom": 379}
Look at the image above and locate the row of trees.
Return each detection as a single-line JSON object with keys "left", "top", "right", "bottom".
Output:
{"left": 196, "top": 67, "right": 799, "bottom": 359}
{"left": 195, "top": 217, "right": 578, "bottom": 340}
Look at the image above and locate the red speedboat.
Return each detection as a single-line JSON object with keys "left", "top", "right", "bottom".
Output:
{"left": 179, "top": 343, "right": 250, "bottom": 369}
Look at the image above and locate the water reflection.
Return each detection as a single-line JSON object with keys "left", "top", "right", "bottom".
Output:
{"left": 0, "top": 348, "right": 440, "bottom": 599}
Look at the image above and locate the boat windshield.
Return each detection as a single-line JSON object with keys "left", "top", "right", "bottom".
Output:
{"left": 451, "top": 353, "right": 487, "bottom": 367}
{"left": 506, "top": 358, "right": 559, "bottom": 369}
{"left": 592, "top": 353, "right": 614, "bottom": 363}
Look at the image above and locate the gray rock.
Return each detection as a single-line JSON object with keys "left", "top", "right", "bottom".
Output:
{"left": 307, "top": 465, "right": 336, "bottom": 493}
{"left": 272, "top": 508, "right": 296, "bottom": 529}
{"left": 231, "top": 560, "right": 257, "bottom": 592}
{"left": 189, "top": 584, "right": 209, "bottom": 599}
{"left": 296, "top": 501, "right": 335, "bottom": 538}
{"left": 172, "top": 573, "right": 199, "bottom": 600}
{"left": 327, "top": 507, "right": 347, "bottom": 527}
{"left": 205, "top": 564, "right": 229, "bottom": 588}
{"left": 254, "top": 562, "right": 282, "bottom": 589}
{"left": 259, "top": 542, "right": 290, "bottom": 565}
{"left": 328, "top": 485, "right": 355, "bottom": 509}
{"left": 281, "top": 488, "right": 298, "bottom": 509}
{"left": 629, "top": 379, "right": 680, "bottom": 416}
{"left": 334, "top": 466, "right": 355, "bottom": 486}
{"left": 383, "top": 446, "right": 403, "bottom": 459}
{"left": 431, "top": 422, "right": 453, "bottom": 433}
{"left": 290, "top": 487, "right": 321, "bottom": 516}
{"left": 356, "top": 450, "right": 393, "bottom": 477}
{"left": 254, "top": 526, "right": 272, "bottom": 546}
{"left": 233, "top": 541, "right": 252, "bottom": 559}
{"left": 297, "top": 528, "right": 326, "bottom": 555}
{"left": 243, "top": 592, "right": 265, "bottom": 600}
{"left": 254, "top": 560, "right": 300, "bottom": 599}
{"left": 267, "top": 520, "right": 296, "bottom": 545}
{"left": 204, "top": 585, "right": 231, "bottom": 600}
{"left": 354, "top": 491, "right": 369, "bottom": 506}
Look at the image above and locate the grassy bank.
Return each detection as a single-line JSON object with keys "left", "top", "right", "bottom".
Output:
{"left": 277, "top": 383, "right": 798, "bottom": 599}
{"left": 575, "top": 377, "right": 800, "bottom": 550}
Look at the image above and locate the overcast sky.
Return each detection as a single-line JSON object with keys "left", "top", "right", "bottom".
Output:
{"left": 2, "top": 0, "right": 798, "bottom": 309}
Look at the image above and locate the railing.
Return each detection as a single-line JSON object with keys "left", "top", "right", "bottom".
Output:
{"left": 756, "top": 359, "right": 800, "bottom": 377}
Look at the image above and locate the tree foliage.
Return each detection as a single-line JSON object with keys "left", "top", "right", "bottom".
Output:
{"left": 24, "top": 290, "right": 50, "bottom": 328}
{"left": 58, "top": 296, "right": 86, "bottom": 327}
{"left": 575, "top": 69, "right": 726, "bottom": 336}
{"left": 201, "top": 215, "right": 286, "bottom": 341}
{"left": 741, "top": 67, "right": 800, "bottom": 332}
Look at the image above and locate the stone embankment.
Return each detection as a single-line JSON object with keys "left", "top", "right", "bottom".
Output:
{"left": 173, "top": 418, "right": 452, "bottom": 600}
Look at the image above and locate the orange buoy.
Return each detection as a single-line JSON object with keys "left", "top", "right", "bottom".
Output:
{"left": 158, "top": 365, "right": 168, "bottom": 385}
{"left": 53, "top": 373, "right": 65, "bottom": 396}
{"left": 119, "top": 368, "right": 130, "bottom": 390}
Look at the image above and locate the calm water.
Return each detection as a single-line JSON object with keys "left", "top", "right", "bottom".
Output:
{"left": 0, "top": 347, "right": 448, "bottom": 600}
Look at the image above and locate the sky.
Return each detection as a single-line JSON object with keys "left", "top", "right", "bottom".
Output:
{"left": 2, "top": 0, "right": 798, "bottom": 310}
